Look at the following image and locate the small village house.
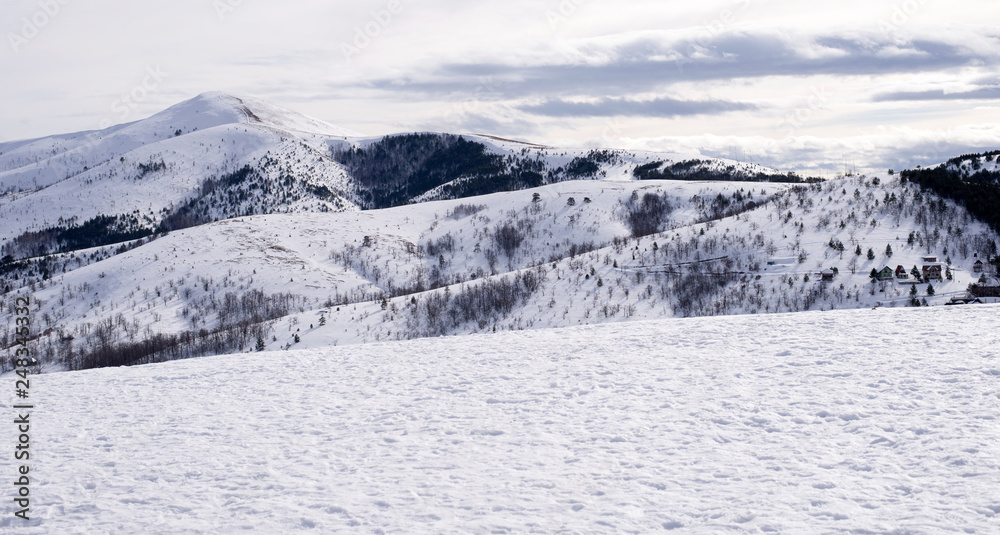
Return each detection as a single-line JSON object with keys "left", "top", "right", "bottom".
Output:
{"left": 922, "top": 264, "right": 943, "bottom": 281}
{"left": 921, "top": 256, "right": 944, "bottom": 281}
{"left": 895, "top": 265, "right": 908, "bottom": 279}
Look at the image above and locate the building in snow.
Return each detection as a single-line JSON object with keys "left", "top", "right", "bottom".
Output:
{"left": 876, "top": 266, "right": 895, "bottom": 281}
{"left": 922, "top": 264, "right": 943, "bottom": 281}
{"left": 895, "top": 265, "right": 908, "bottom": 279}
{"left": 946, "top": 296, "right": 984, "bottom": 305}
{"left": 919, "top": 256, "right": 945, "bottom": 281}
{"left": 973, "top": 259, "right": 984, "bottom": 274}
{"left": 969, "top": 284, "right": 1000, "bottom": 298}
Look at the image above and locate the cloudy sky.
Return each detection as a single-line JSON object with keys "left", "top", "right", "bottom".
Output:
{"left": 2, "top": 0, "right": 999, "bottom": 175}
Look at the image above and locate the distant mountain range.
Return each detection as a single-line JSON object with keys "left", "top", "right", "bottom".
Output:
{"left": 1, "top": 93, "right": 997, "bottom": 374}
{"left": 0, "top": 92, "right": 804, "bottom": 259}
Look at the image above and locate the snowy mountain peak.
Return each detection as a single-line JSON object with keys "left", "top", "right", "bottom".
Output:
{"left": 139, "top": 91, "right": 251, "bottom": 134}
{"left": 140, "top": 91, "right": 364, "bottom": 138}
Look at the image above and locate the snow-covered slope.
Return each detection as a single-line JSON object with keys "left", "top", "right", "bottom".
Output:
{"left": 8, "top": 305, "right": 1000, "bottom": 533}
{"left": 1, "top": 94, "right": 997, "bottom": 374}
{"left": 10, "top": 169, "right": 998, "bottom": 374}
{"left": 18, "top": 178, "right": 788, "bottom": 369}
{"left": 0, "top": 92, "right": 354, "bottom": 193}
{"left": 945, "top": 150, "right": 1000, "bottom": 179}
{"left": 0, "top": 92, "right": 780, "bottom": 256}
{"left": 0, "top": 93, "right": 363, "bottom": 245}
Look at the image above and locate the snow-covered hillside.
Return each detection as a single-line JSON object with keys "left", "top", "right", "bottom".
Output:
{"left": 11, "top": 178, "right": 786, "bottom": 369}
{"left": 945, "top": 150, "right": 1000, "bottom": 179}
{"left": 1, "top": 94, "right": 997, "bottom": 374}
{"left": 0, "top": 92, "right": 360, "bottom": 246}
{"left": 7, "top": 168, "right": 998, "bottom": 373}
{"left": 7, "top": 305, "right": 999, "bottom": 533}
{"left": 0, "top": 92, "right": 779, "bottom": 259}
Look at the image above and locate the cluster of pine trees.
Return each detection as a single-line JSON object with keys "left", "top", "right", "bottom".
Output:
{"left": 1, "top": 213, "right": 156, "bottom": 260}
{"left": 633, "top": 159, "right": 821, "bottom": 183}
{"left": 333, "top": 135, "right": 623, "bottom": 208}
{"left": 900, "top": 153, "right": 1000, "bottom": 235}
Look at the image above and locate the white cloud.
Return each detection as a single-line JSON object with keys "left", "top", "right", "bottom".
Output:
{"left": 1, "top": 0, "right": 998, "bottom": 174}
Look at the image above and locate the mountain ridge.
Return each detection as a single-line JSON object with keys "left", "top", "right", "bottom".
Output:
{"left": 0, "top": 93, "right": 797, "bottom": 257}
{"left": 1, "top": 94, "right": 997, "bottom": 374}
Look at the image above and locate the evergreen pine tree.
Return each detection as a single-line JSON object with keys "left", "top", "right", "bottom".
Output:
{"left": 926, "top": 283, "right": 935, "bottom": 296}
{"left": 855, "top": 244, "right": 862, "bottom": 256}
{"left": 867, "top": 248, "right": 875, "bottom": 260}
{"left": 256, "top": 337, "right": 265, "bottom": 352}
{"left": 885, "top": 244, "right": 893, "bottom": 257}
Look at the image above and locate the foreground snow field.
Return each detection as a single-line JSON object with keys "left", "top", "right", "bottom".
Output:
{"left": 6, "top": 305, "right": 1000, "bottom": 533}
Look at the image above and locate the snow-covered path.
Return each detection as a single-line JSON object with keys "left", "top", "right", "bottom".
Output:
{"left": 7, "top": 305, "right": 1000, "bottom": 533}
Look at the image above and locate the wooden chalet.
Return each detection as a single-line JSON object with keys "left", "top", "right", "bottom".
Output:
{"left": 922, "top": 264, "right": 943, "bottom": 281}
{"left": 876, "top": 266, "right": 894, "bottom": 281}
{"left": 974, "top": 259, "right": 984, "bottom": 273}
{"left": 895, "top": 265, "right": 908, "bottom": 279}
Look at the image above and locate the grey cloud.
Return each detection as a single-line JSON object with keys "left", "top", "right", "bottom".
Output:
{"left": 868, "top": 141, "right": 1000, "bottom": 172}
{"left": 423, "top": 113, "right": 541, "bottom": 137}
{"left": 521, "top": 97, "right": 758, "bottom": 118}
{"left": 873, "top": 86, "right": 1000, "bottom": 101}
{"left": 365, "top": 32, "right": 995, "bottom": 99}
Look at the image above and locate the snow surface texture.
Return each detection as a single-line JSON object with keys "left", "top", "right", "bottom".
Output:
{"left": 7, "top": 305, "right": 1000, "bottom": 533}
